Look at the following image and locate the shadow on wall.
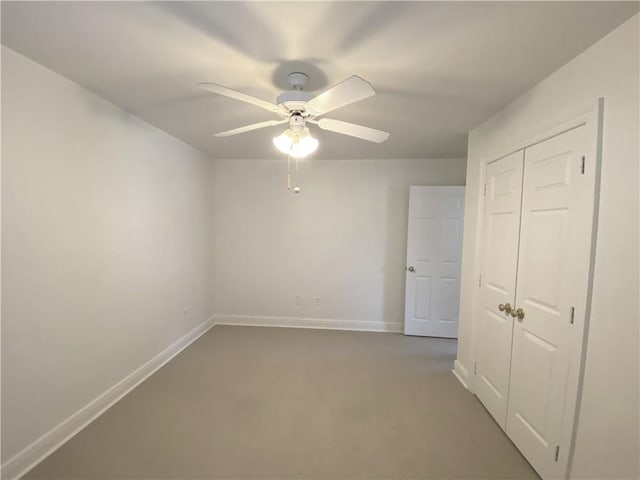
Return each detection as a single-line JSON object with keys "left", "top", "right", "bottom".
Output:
{"left": 383, "top": 184, "right": 410, "bottom": 329}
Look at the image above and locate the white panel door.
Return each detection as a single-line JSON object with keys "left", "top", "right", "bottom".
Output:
{"left": 404, "top": 186, "right": 465, "bottom": 338}
{"left": 475, "top": 150, "right": 524, "bottom": 428}
{"left": 506, "top": 125, "right": 593, "bottom": 478}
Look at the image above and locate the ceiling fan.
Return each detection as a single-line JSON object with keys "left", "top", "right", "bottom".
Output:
{"left": 197, "top": 72, "right": 389, "bottom": 158}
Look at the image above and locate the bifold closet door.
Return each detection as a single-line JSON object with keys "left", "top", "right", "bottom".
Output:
{"left": 506, "top": 125, "right": 593, "bottom": 478}
{"left": 475, "top": 151, "right": 524, "bottom": 428}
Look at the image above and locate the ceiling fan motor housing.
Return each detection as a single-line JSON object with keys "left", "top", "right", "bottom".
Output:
{"left": 276, "top": 72, "right": 313, "bottom": 114}
{"left": 276, "top": 90, "right": 313, "bottom": 114}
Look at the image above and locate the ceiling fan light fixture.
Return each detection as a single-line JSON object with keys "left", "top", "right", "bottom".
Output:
{"left": 273, "top": 127, "right": 318, "bottom": 158}
{"left": 273, "top": 129, "right": 295, "bottom": 154}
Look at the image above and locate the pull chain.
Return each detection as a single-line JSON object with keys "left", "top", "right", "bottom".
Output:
{"left": 293, "top": 156, "right": 301, "bottom": 193}
{"left": 286, "top": 153, "right": 301, "bottom": 193}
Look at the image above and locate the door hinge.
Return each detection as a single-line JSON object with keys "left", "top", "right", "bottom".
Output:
{"left": 474, "top": 362, "right": 477, "bottom": 375}
{"left": 580, "top": 156, "right": 586, "bottom": 174}
{"left": 554, "top": 445, "right": 560, "bottom": 462}
{"left": 479, "top": 275, "right": 482, "bottom": 287}
{"left": 483, "top": 183, "right": 487, "bottom": 196}
{"left": 570, "top": 306, "right": 575, "bottom": 324}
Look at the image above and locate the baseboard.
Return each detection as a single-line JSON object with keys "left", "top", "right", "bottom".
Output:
{"left": 214, "top": 314, "right": 403, "bottom": 333}
{"left": 1, "top": 316, "right": 216, "bottom": 480}
{"left": 452, "top": 359, "right": 470, "bottom": 390}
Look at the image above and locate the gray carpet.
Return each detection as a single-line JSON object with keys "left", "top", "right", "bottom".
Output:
{"left": 25, "top": 325, "right": 538, "bottom": 479}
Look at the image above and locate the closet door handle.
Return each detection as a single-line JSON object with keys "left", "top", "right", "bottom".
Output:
{"left": 407, "top": 266, "right": 415, "bottom": 272}
{"left": 499, "top": 303, "right": 513, "bottom": 314}
{"left": 511, "top": 308, "right": 525, "bottom": 320}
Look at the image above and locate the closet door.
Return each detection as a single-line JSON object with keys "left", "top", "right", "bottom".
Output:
{"left": 475, "top": 150, "right": 524, "bottom": 428}
{"left": 506, "top": 125, "right": 592, "bottom": 478}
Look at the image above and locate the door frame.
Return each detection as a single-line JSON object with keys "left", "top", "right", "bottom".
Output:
{"left": 467, "top": 98, "right": 603, "bottom": 479}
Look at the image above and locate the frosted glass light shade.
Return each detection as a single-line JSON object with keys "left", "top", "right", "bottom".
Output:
{"left": 273, "top": 127, "right": 318, "bottom": 158}
{"left": 273, "top": 130, "right": 295, "bottom": 154}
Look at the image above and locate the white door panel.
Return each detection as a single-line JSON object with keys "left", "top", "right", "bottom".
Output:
{"left": 475, "top": 150, "right": 524, "bottom": 428}
{"left": 507, "top": 125, "right": 593, "bottom": 479}
{"left": 404, "top": 186, "right": 465, "bottom": 338}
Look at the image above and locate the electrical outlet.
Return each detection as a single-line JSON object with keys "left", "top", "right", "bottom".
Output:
{"left": 315, "top": 297, "right": 320, "bottom": 306}
{"left": 295, "top": 296, "right": 302, "bottom": 306}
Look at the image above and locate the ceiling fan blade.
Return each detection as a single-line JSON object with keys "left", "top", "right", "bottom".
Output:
{"left": 214, "top": 119, "right": 287, "bottom": 137}
{"left": 313, "top": 118, "right": 389, "bottom": 143}
{"left": 306, "top": 75, "right": 375, "bottom": 116}
{"left": 198, "top": 82, "right": 281, "bottom": 114}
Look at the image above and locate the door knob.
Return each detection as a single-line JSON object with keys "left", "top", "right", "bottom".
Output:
{"left": 500, "top": 303, "right": 513, "bottom": 314}
{"left": 407, "top": 266, "right": 415, "bottom": 272}
{"left": 511, "top": 308, "right": 525, "bottom": 320}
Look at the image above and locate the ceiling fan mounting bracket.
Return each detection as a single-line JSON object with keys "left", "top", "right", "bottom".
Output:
{"left": 287, "top": 72, "right": 309, "bottom": 90}
{"left": 275, "top": 72, "right": 314, "bottom": 114}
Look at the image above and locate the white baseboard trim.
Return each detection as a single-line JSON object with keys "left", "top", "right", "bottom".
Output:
{"left": 1, "top": 317, "right": 216, "bottom": 480}
{"left": 214, "top": 314, "right": 403, "bottom": 333}
{"left": 452, "top": 359, "right": 470, "bottom": 390}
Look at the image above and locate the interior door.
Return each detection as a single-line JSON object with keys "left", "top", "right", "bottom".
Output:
{"left": 475, "top": 151, "right": 524, "bottom": 428}
{"left": 404, "top": 186, "right": 465, "bottom": 338}
{"left": 506, "top": 125, "right": 593, "bottom": 478}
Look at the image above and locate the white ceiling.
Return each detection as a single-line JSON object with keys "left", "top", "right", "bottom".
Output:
{"left": 2, "top": 1, "right": 638, "bottom": 160}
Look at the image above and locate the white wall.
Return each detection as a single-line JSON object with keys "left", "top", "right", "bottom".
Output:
{"left": 1, "top": 47, "right": 214, "bottom": 463}
{"left": 213, "top": 158, "right": 466, "bottom": 331}
{"left": 456, "top": 15, "right": 639, "bottom": 479}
